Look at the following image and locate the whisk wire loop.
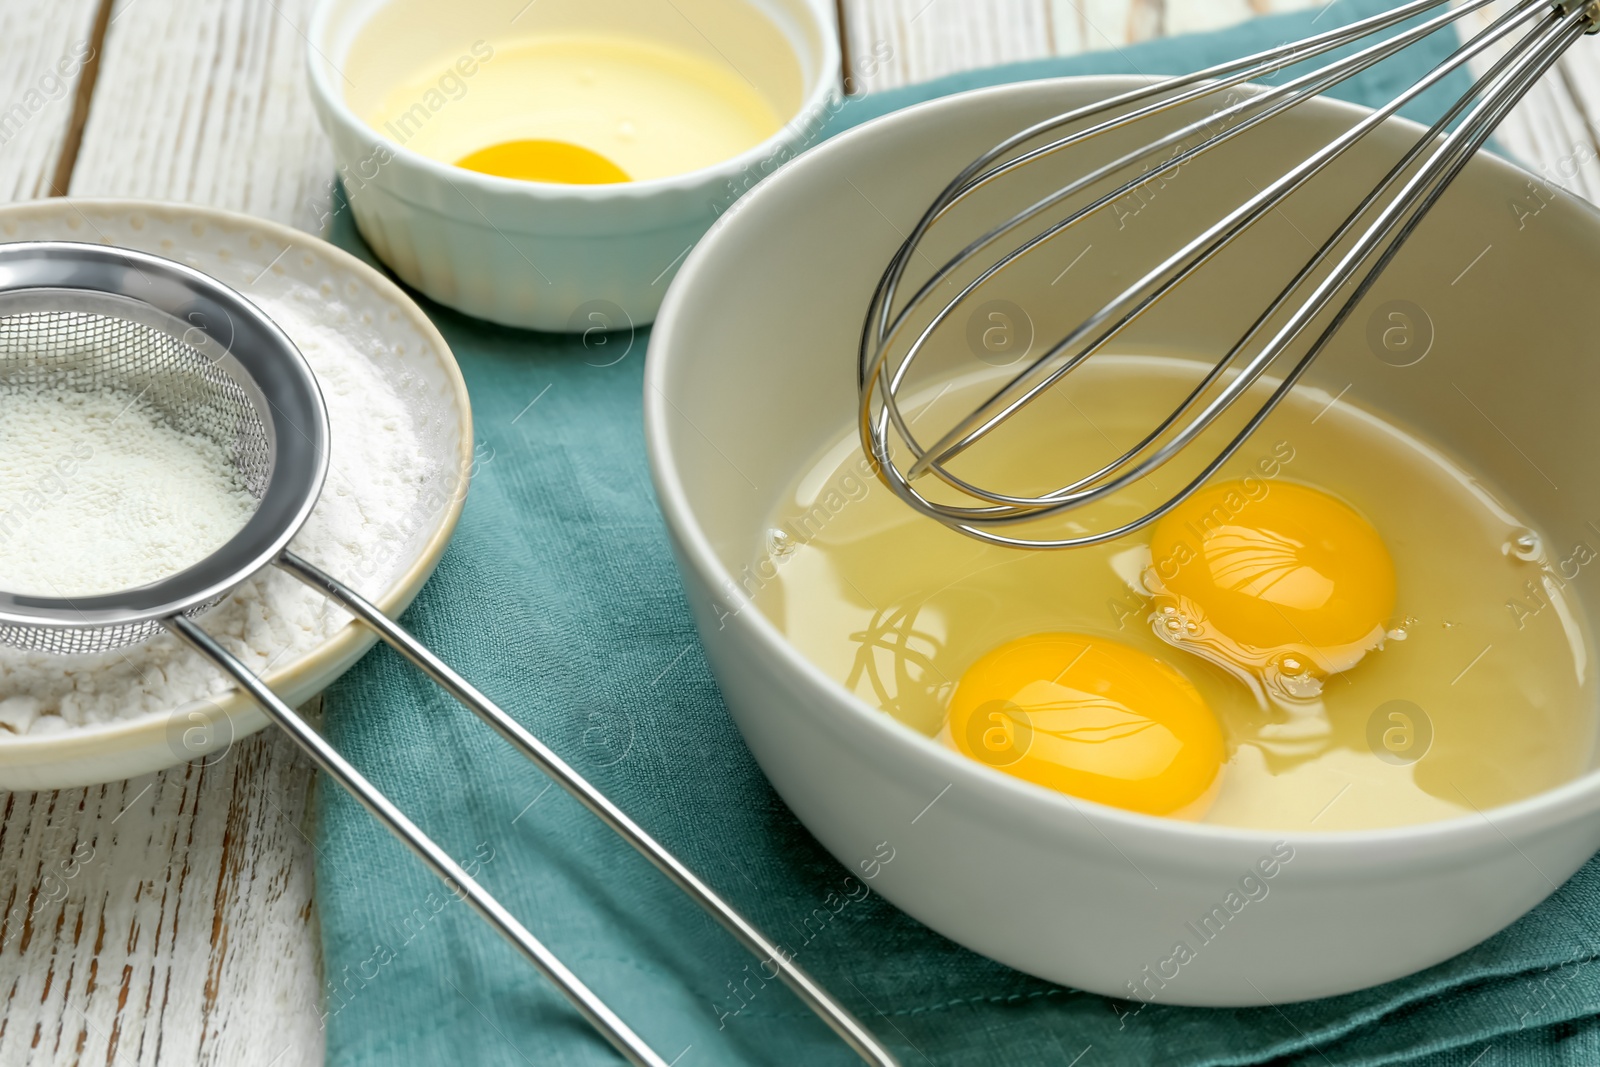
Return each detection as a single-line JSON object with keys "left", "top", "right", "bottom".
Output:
{"left": 868, "top": 0, "right": 1499, "bottom": 410}
{"left": 895, "top": 0, "right": 1541, "bottom": 487}
{"left": 860, "top": 0, "right": 1596, "bottom": 548}
{"left": 858, "top": 0, "right": 1468, "bottom": 366}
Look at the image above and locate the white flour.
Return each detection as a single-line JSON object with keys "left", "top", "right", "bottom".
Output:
{"left": 0, "top": 294, "right": 439, "bottom": 735}
{"left": 0, "top": 386, "right": 257, "bottom": 598}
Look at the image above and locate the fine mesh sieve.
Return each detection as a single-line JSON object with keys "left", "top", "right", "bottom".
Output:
{"left": 0, "top": 294, "right": 318, "bottom": 659}
{"left": 0, "top": 248, "right": 325, "bottom": 653}
{"left": 0, "top": 243, "right": 898, "bottom": 1067}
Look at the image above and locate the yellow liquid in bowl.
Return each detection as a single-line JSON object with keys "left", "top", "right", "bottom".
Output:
{"left": 365, "top": 34, "right": 786, "bottom": 183}
{"left": 754, "top": 357, "right": 1597, "bottom": 831}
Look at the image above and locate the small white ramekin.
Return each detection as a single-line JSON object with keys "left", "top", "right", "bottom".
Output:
{"left": 307, "top": 0, "right": 840, "bottom": 331}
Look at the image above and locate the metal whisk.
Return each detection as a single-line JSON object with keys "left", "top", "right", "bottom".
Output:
{"left": 859, "top": 0, "right": 1596, "bottom": 548}
{"left": 0, "top": 243, "right": 899, "bottom": 1067}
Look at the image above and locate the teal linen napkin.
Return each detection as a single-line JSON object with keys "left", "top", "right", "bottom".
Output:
{"left": 314, "top": 3, "right": 1600, "bottom": 1064}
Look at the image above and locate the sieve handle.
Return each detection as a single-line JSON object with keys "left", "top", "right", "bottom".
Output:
{"left": 163, "top": 613, "right": 670, "bottom": 1067}
{"left": 275, "top": 550, "right": 902, "bottom": 1067}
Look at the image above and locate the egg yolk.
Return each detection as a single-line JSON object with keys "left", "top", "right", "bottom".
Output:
{"left": 947, "top": 634, "right": 1224, "bottom": 817}
{"left": 1150, "top": 480, "right": 1395, "bottom": 654}
{"left": 455, "top": 139, "right": 631, "bottom": 184}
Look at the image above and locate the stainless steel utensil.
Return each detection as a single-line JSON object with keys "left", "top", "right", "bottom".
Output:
{"left": 859, "top": 0, "right": 1593, "bottom": 548}
{"left": 0, "top": 241, "right": 899, "bottom": 1067}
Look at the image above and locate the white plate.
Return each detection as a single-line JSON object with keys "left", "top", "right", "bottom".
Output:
{"left": 0, "top": 199, "right": 473, "bottom": 790}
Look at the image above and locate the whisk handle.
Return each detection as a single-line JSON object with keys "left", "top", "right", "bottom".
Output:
{"left": 275, "top": 550, "right": 903, "bottom": 1067}
{"left": 162, "top": 613, "right": 671, "bottom": 1067}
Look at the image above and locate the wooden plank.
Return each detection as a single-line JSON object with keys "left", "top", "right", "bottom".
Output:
{"left": 1457, "top": 3, "right": 1600, "bottom": 202}
{"left": 840, "top": 0, "right": 1057, "bottom": 90}
{"left": 0, "top": 1, "right": 334, "bottom": 1066}
{"left": 68, "top": 0, "right": 335, "bottom": 231}
{"left": 0, "top": 744, "right": 322, "bottom": 1067}
{"left": 838, "top": 0, "right": 1321, "bottom": 91}
{"left": 0, "top": 0, "right": 105, "bottom": 200}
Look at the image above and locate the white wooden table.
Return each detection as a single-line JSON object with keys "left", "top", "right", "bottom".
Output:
{"left": 1, "top": 1, "right": 1596, "bottom": 1063}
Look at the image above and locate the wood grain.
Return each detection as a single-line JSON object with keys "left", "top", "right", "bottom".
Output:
{"left": 1457, "top": 3, "right": 1600, "bottom": 201}
{"left": 0, "top": 0, "right": 104, "bottom": 200}
{"left": 841, "top": 0, "right": 1057, "bottom": 90}
{"left": 1, "top": 1, "right": 332, "bottom": 1066}
{"left": 69, "top": 0, "right": 335, "bottom": 230}
{"left": 0, "top": 743, "right": 322, "bottom": 1066}
{"left": 836, "top": 0, "right": 1321, "bottom": 90}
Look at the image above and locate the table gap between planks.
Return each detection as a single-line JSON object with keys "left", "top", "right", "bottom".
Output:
{"left": 2, "top": 1, "right": 1599, "bottom": 1064}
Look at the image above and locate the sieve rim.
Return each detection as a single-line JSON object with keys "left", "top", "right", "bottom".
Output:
{"left": 0, "top": 241, "right": 330, "bottom": 637}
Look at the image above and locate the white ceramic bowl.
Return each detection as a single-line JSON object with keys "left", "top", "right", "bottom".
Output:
{"left": 646, "top": 77, "right": 1600, "bottom": 1005}
{"left": 0, "top": 200, "right": 472, "bottom": 791}
{"left": 307, "top": 0, "right": 840, "bottom": 331}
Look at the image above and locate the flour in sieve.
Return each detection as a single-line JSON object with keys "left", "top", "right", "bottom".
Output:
{"left": 0, "top": 385, "right": 257, "bottom": 598}
{"left": 0, "top": 292, "right": 450, "bottom": 735}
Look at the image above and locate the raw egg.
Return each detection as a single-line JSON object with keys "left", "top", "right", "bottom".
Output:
{"left": 757, "top": 357, "right": 1596, "bottom": 829}
{"left": 947, "top": 633, "right": 1224, "bottom": 817}
{"left": 362, "top": 34, "right": 785, "bottom": 185}
{"left": 456, "top": 139, "right": 630, "bottom": 184}
{"left": 1146, "top": 479, "right": 1396, "bottom": 689}
{"left": 1151, "top": 479, "right": 1395, "bottom": 651}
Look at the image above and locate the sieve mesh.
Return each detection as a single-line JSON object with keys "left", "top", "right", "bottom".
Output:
{"left": 0, "top": 310, "right": 274, "bottom": 656}
{"left": 0, "top": 619, "right": 178, "bottom": 656}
